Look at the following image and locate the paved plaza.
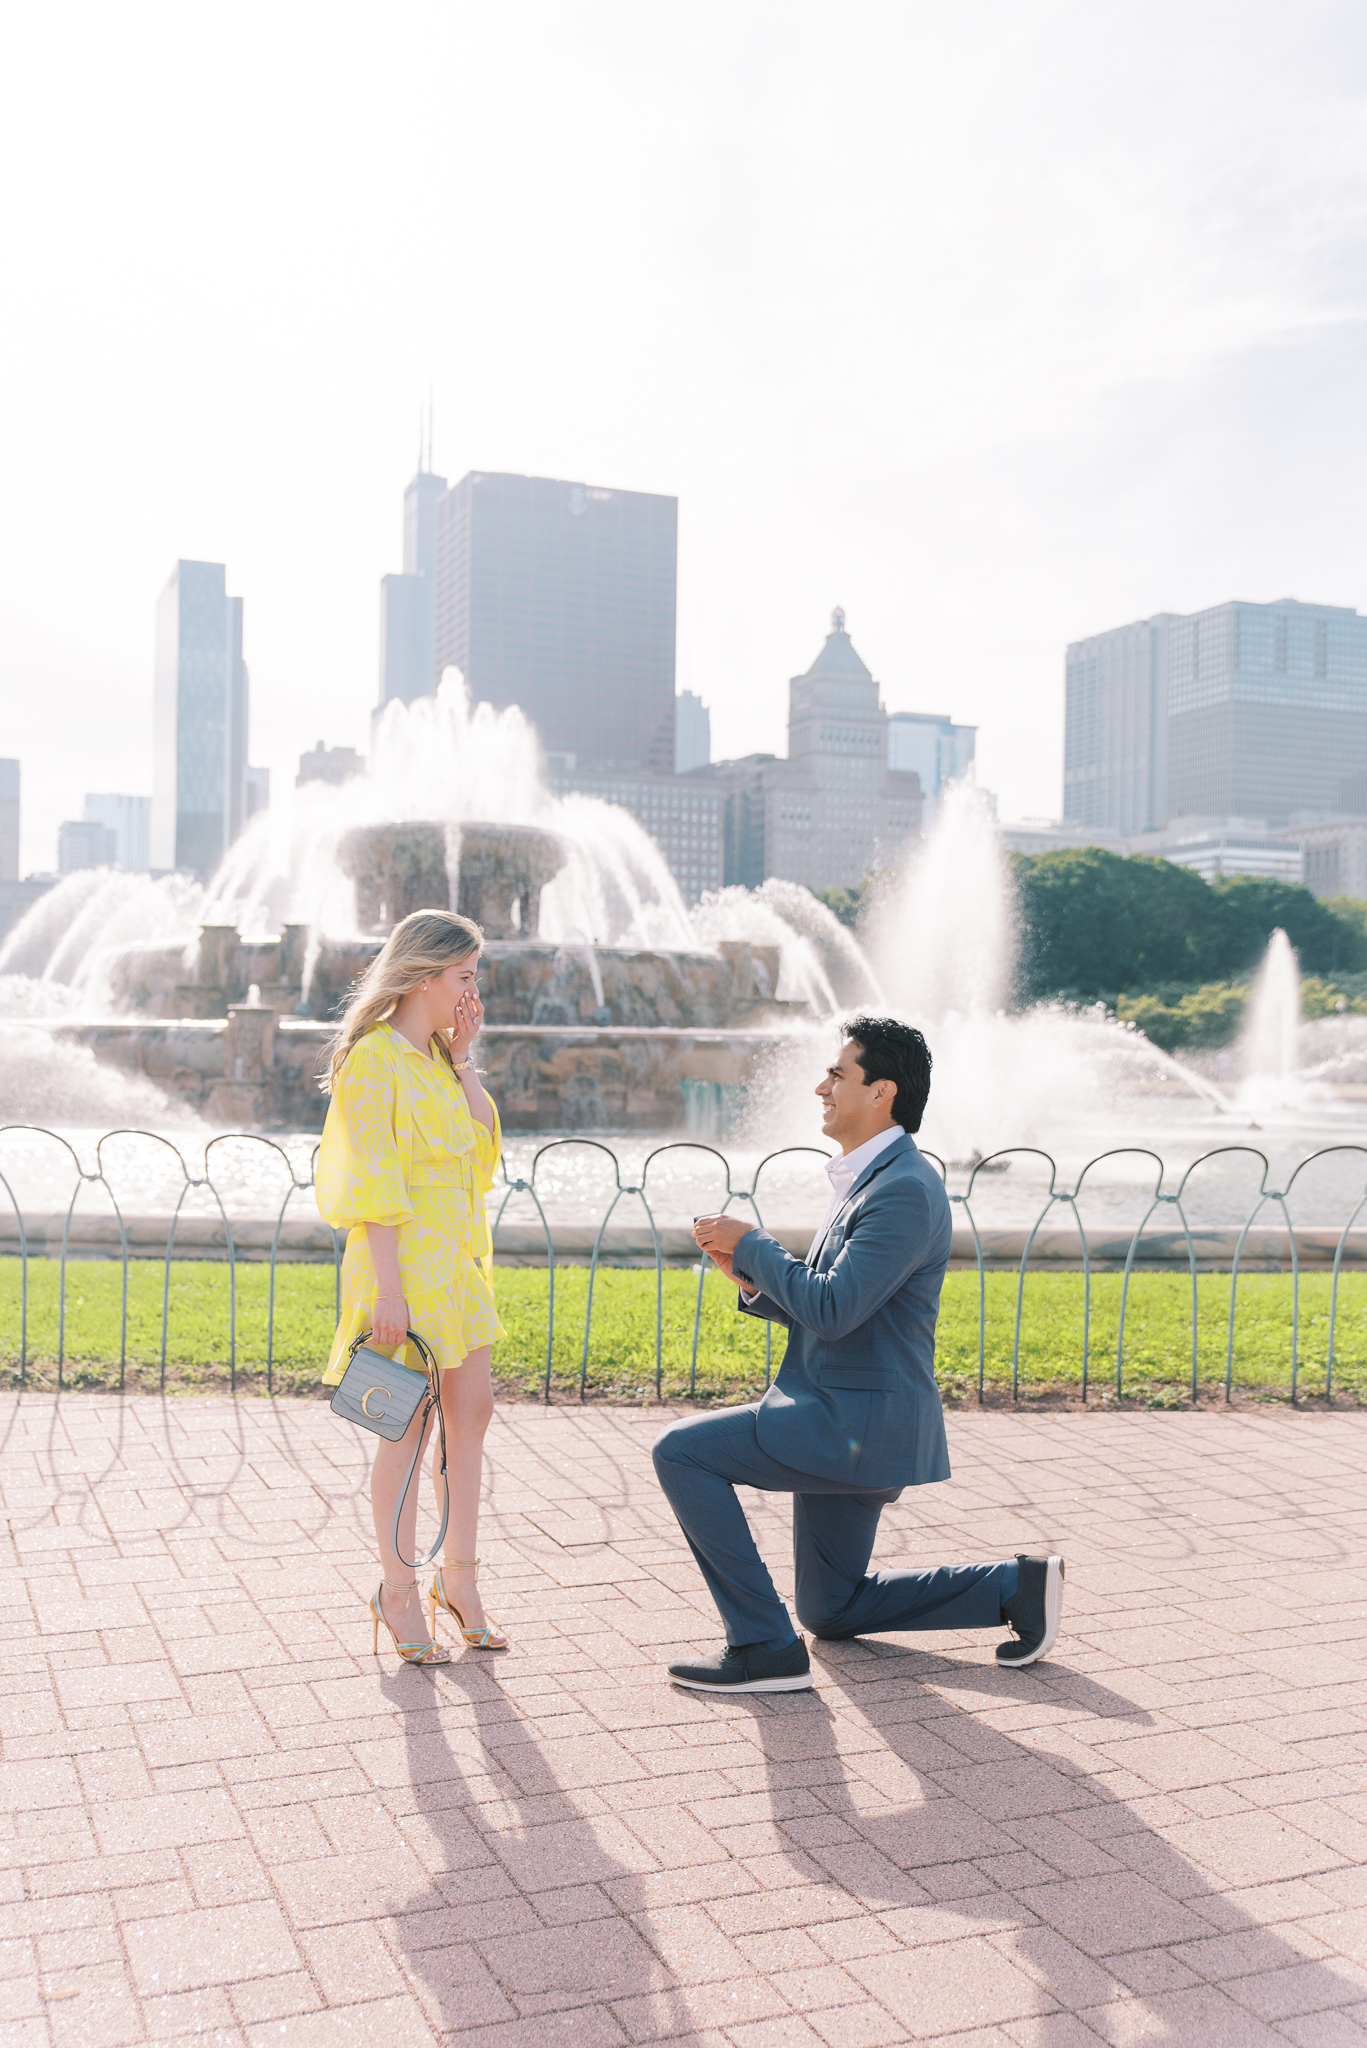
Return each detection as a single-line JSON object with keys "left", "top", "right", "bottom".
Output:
{"left": 5, "top": 1394, "right": 1367, "bottom": 2046}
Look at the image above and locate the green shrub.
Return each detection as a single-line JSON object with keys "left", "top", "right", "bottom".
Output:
{"left": 1014, "top": 848, "right": 1367, "bottom": 1004}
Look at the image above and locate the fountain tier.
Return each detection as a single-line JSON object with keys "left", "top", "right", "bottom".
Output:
{"left": 335, "top": 820, "right": 566, "bottom": 937}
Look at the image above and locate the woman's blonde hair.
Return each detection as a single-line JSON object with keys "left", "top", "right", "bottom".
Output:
{"left": 324, "top": 908, "right": 483, "bottom": 1090}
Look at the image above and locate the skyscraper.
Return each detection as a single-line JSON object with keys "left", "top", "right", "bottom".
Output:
{"left": 379, "top": 468, "right": 447, "bottom": 708}
{"left": 887, "top": 711, "right": 976, "bottom": 825}
{"left": 83, "top": 794, "right": 151, "bottom": 872}
{"left": 432, "top": 471, "right": 677, "bottom": 773}
{"left": 58, "top": 820, "right": 117, "bottom": 873}
{"left": 675, "top": 690, "right": 711, "bottom": 775}
{"left": 1064, "top": 598, "right": 1367, "bottom": 835}
{"left": 151, "top": 561, "right": 261, "bottom": 878}
{"left": 707, "top": 611, "right": 921, "bottom": 891}
{"left": 0, "top": 760, "right": 17, "bottom": 883}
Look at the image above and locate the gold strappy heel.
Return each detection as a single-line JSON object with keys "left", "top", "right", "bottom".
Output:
{"left": 371, "top": 1578, "right": 451, "bottom": 1665}
{"left": 431, "top": 1558, "right": 509, "bottom": 1651}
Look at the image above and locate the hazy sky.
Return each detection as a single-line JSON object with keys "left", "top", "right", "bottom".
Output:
{"left": 5, "top": 0, "right": 1367, "bottom": 874}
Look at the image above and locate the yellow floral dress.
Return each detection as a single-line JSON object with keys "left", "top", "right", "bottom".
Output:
{"left": 316, "top": 1023, "right": 504, "bottom": 1384}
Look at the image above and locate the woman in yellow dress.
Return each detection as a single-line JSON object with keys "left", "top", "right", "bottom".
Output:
{"left": 317, "top": 908, "right": 508, "bottom": 1664}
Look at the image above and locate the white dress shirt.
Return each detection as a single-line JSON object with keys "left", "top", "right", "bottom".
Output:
{"left": 739, "top": 1123, "right": 904, "bottom": 1298}
{"left": 812, "top": 1124, "right": 905, "bottom": 1244}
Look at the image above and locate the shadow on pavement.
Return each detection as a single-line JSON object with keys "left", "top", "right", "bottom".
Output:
{"left": 732, "top": 1633, "right": 1367, "bottom": 2042}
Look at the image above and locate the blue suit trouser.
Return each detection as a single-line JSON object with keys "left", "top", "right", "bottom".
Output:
{"left": 652, "top": 1404, "right": 1016, "bottom": 1652}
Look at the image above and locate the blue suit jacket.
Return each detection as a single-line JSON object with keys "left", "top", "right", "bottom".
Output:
{"left": 733, "top": 1131, "right": 952, "bottom": 1491}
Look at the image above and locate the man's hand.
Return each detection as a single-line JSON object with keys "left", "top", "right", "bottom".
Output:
{"left": 693, "top": 1214, "right": 751, "bottom": 1284}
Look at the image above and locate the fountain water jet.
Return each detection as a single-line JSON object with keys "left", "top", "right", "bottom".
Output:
{"left": 0, "top": 683, "right": 1348, "bottom": 1154}
{"left": 1237, "top": 928, "right": 1303, "bottom": 1115}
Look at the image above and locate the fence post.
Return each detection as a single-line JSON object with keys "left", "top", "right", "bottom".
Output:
{"left": 1326, "top": 1185, "right": 1367, "bottom": 1398}
{"left": 490, "top": 1171, "right": 556, "bottom": 1402}
{"left": 1281, "top": 1148, "right": 1367, "bottom": 1404}
{"left": 1012, "top": 1176, "right": 1062, "bottom": 1403}
{"left": 0, "top": 1168, "right": 28, "bottom": 1382}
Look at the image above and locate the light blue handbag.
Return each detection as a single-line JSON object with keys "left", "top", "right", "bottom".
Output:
{"left": 330, "top": 1328, "right": 449, "bottom": 1567}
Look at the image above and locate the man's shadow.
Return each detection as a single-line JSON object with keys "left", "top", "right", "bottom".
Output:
{"left": 369, "top": 1625, "right": 1364, "bottom": 2041}
{"left": 722, "top": 1636, "right": 1366, "bottom": 2042}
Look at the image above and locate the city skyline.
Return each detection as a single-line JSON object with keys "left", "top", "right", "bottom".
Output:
{"left": 7, "top": 6, "right": 1367, "bottom": 875}
{"left": 18, "top": 550, "right": 1367, "bottom": 893}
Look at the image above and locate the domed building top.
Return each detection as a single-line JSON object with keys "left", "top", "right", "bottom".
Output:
{"left": 798, "top": 606, "right": 874, "bottom": 683}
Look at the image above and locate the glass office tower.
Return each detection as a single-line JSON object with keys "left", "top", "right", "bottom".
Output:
{"left": 886, "top": 710, "right": 976, "bottom": 825}
{"left": 83, "top": 794, "right": 151, "bottom": 872}
{"left": 1064, "top": 598, "right": 1367, "bottom": 833}
{"left": 432, "top": 472, "right": 677, "bottom": 774}
{"left": 0, "top": 760, "right": 17, "bottom": 882}
{"left": 151, "top": 561, "right": 250, "bottom": 877}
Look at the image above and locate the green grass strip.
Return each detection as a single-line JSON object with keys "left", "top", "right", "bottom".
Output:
{"left": 4, "top": 1258, "right": 1367, "bottom": 1402}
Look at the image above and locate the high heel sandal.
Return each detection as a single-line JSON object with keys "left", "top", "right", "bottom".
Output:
{"left": 431, "top": 1558, "right": 509, "bottom": 1651}
{"left": 371, "top": 1578, "right": 451, "bottom": 1665}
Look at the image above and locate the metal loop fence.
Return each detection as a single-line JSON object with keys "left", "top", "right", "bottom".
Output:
{"left": 2, "top": 1124, "right": 1367, "bottom": 1404}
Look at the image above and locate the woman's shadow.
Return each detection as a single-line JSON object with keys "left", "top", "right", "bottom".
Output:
{"left": 373, "top": 1646, "right": 718, "bottom": 2036}
{"left": 370, "top": 1626, "right": 1365, "bottom": 2041}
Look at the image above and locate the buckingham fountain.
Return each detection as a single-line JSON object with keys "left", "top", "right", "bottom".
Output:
{"left": 0, "top": 679, "right": 854, "bottom": 1136}
{"left": 49, "top": 814, "right": 798, "bottom": 1131}
{"left": 5, "top": 674, "right": 1367, "bottom": 1175}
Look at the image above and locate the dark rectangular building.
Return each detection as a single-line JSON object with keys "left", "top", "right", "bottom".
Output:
{"left": 433, "top": 471, "right": 677, "bottom": 775}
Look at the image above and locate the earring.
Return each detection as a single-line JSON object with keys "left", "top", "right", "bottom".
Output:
{"left": 421, "top": 982, "right": 428, "bottom": 991}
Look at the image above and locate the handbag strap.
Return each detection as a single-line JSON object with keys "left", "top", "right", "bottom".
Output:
{"left": 351, "top": 1328, "right": 450, "bottom": 1572}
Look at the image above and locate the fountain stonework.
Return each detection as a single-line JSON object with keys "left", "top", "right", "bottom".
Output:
{"left": 336, "top": 820, "right": 566, "bottom": 938}
{"left": 59, "top": 819, "right": 798, "bottom": 1131}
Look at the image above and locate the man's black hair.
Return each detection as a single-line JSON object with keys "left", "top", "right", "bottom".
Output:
{"left": 843, "top": 1015, "right": 932, "bottom": 1133}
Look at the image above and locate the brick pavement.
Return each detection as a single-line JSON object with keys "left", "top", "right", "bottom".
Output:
{"left": 4, "top": 1394, "right": 1367, "bottom": 2046}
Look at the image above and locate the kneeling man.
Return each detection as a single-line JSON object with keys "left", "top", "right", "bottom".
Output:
{"left": 654, "top": 1016, "right": 1063, "bottom": 1694}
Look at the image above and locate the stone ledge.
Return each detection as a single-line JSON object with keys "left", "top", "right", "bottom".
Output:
{"left": 4, "top": 1213, "right": 1365, "bottom": 1270}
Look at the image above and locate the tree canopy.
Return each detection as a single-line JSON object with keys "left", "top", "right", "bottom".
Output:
{"left": 1012, "top": 848, "right": 1367, "bottom": 1003}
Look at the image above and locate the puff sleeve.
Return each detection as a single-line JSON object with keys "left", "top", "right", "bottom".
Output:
{"left": 315, "top": 1034, "right": 413, "bottom": 1229}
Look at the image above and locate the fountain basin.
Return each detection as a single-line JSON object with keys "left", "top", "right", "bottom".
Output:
{"left": 51, "top": 1015, "right": 794, "bottom": 1132}
{"left": 108, "top": 932, "right": 792, "bottom": 1031}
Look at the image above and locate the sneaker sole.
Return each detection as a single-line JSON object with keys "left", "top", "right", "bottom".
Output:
{"left": 999, "top": 1555, "right": 1064, "bottom": 1668}
{"left": 670, "top": 1671, "right": 814, "bottom": 1693}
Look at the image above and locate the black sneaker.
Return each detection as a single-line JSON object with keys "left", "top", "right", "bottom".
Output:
{"left": 668, "top": 1638, "right": 813, "bottom": 1693}
{"left": 996, "top": 1553, "right": 1064, "bottom": 1667}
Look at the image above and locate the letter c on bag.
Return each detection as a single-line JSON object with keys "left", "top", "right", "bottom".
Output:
{"left": 361, "top": 1385, "right": 389, "bottom": 1418}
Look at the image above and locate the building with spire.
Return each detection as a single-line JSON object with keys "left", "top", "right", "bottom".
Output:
{"left": 703, "top": 611, "right": 922, "bottom": 892}
{"left": 378, "top": 432, "right": 447, "bottom": 710}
